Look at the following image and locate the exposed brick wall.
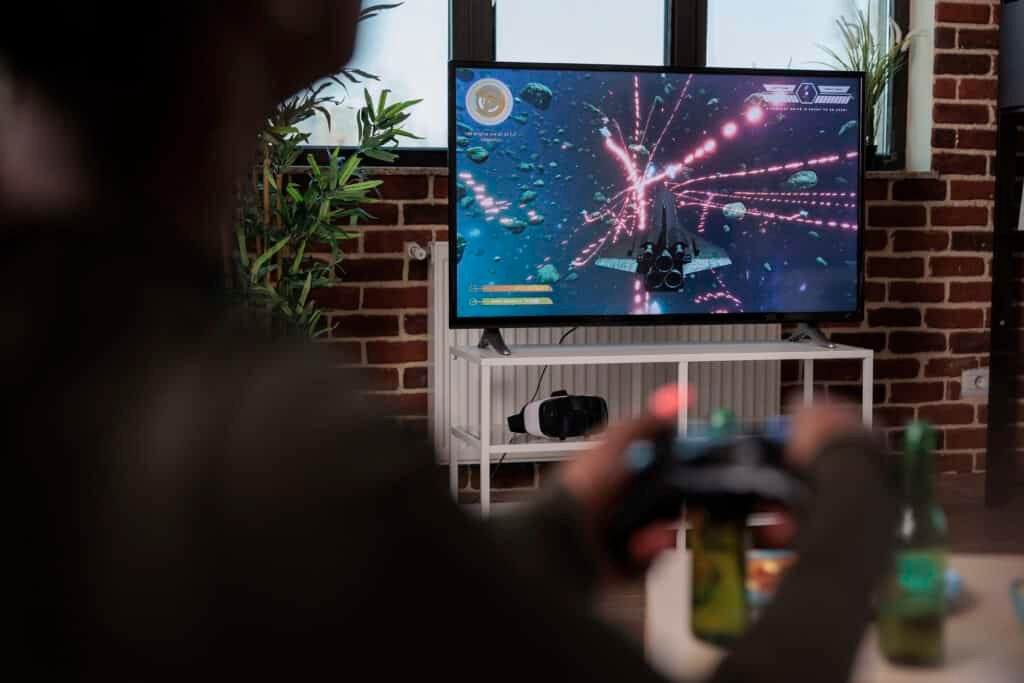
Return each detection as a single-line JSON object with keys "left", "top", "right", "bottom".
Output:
{"left": 313, "top": 1, "right": 1005, "bottom": 490}
{"left": 780, "top": 1, "right": 1002, "bottom": 476}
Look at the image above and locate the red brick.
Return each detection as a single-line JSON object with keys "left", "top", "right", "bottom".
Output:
{"left": 958, "top": 78, "right": 998, "bottom": 101}
{"left": 892, "top": 230, "right": 950, "bottom": 252}
{"left": 924, "top": 357, "right": 979, "bottom": 377}
{"left": 933, "top": 77, "right": 957, "bottom": 99}
{"left": 948, "top": 281, "right": 991, "bottom": 301}
{"left": 363, "top": 229, "right": 434, "bottom": 253}
{"left": 864, "top": 229, "right": 888, "bottom": 251}
{"left": 373, "top": 392, "right": 429, "bottom": 417}
{"left": 814, "top": 359, "right": 862, "bottom": 381}
{"left": 432, "top": 175, "right": 449, "bottom": 199}
{"left": 932, "top": 152, "right": 988, "bottom": 175}
{"left": 932, "top": 206, "right": 988, "bottom": 226}
{"left": 827, "top": 383, "right": 885, "bottom": 405}
{"left": 403, "top": 203, "right": 449, "bottom": 225}
{"left": 404, "top": 313, "right": 428, "bottom": 335}
{"left": 919, "top": 403, "right": 976, "bottom": 425}
{"left": 379, "top": 174, "right": 428, "bottom": 200}
{"left": 936, "top": 3, "right": 990, "bottom": 25}
{"left": 945, "top": 428, "right": 987, "bottom": 451}
{"left": 332, "top": 314, "right": 400, "bottom": 338}
{"left": 403, "top": 366, "right": 428, "bottom": 389}
{"left": 408, "top": 259, "right": 428, "bottom": 281}
{"left": 889, "top": 331, "right": 948, "bottom": 353}
{"left": 310, "top": 286, "right": 360, "bottom": 310}
{"left": 868, "top": 205, "right": 927, "bottom": 228}
{"left": 889, "top": 382, "right": 945, "bottom": 403}
{"left": 830, "top": 332, "right": 886, "bottom": 351}
{"left": 876, "top": 358, "right": 921, "bottom": 380}
{"left": 934, "top": 26, "right": 957, "bottom": 49}
{"left": 977, "top": 404, "right": 988, "bottom": 423}
{"left": 366, "top": 340, "right": 428, "bottom": 364}
{"left": 362, "top": 286, "right": 427, "bottom": 309}
{"left": 350, "top": 367, "right": 400, "bottom": 391}
{"left": 325, "top": 340, "right": 362, "bottom": 364}
{"left": 950, "top": 231, "right": 993, "bottom": 251}
{"left": 892, "top": 178, "right": 947, "bottom": 201}
{"left": 957, "top": 28, "right": 999, "bottom": 50}
{"left": 934, "top": 102, "right": 990, "bottom": 124}
{"left": 434, "top": 229, "right": 449, "bottom": 242}
{"left": 932, "top": 128, "right": 957, "bottom": 149}
{"left": 868, "top": 307, "right": 922, "bottom": 327}
{"left": 358, "top": 201, "right": 398, "bottom": 225}
{"left": 928, "top": 256, "right": 986, "bottom": 276}
{"left": 948, "top": 381, "right": 962, "bottom": 400}
{"left": 949, "top": 180, "right": 995, "bottom": 200}
{"left": 338, "top": 258, "right": 405, "bottom": 282}
{"left": 956, "top": 129, "right": 997, "bottom": 150}
{"left": 949, "top": 331, "right": 989, "bottom": 353}
{"left": 925, "top": 308, "right": 984, "bottom": 328}
{"left": 865, "top": 282, "right": 886, "bottom": 302}
{"left": 889, "top": 282, "right": 946, "bottom": 303}
{"left": 875, "top": 406, "right": 916, "bottom": 427}
{"left": 309, "top": 235, "right": 361, "bottom": 254}
{"left": 867, "top": 257, "right": 924, "bottom": 278}
{"left": 863, "top": 178, "right": 889, "bottom": 201}
{"left": 933, "top": 53, "right": 990, "bottom": 76}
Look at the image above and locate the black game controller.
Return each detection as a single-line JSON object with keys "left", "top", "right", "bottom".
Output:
{"left": 604, "top": 417, "right": 811, "bottom": 574}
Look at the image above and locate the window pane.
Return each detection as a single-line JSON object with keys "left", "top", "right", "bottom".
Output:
{"left": 297, "top": 0, "right": 448, "bottom": 149}
{"left": 707, "top": 0, "right": 877, "bottom": 70}
{"left": 707, "top": 0, "right": 894, "bottom": 154}
{"left": 496, "top": 0, "right": 665, "bottom": 65}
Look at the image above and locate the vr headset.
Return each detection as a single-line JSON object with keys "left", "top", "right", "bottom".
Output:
{"left": 507, "top": 390, "right": 609, "bottom": 440}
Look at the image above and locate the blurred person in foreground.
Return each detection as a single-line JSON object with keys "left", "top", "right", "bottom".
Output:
{"left": 1, "top": 3, "right": 896, "bottom": 681}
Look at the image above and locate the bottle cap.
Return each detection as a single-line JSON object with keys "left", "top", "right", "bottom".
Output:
{"left": 903, "top": 420, "right": 937, "bottom": 456}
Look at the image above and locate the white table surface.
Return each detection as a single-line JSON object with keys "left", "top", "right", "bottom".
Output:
{"left": 645, "top": 549, "right": 1023, "bottom": 682}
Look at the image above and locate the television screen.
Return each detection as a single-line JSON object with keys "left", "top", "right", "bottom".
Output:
{"left": 449, "top": 62, "right": 864, "bottom": 328}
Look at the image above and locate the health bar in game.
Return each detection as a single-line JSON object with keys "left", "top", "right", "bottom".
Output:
{"left": 473, "top": 284, "right": 554, "bottom": 293}
{"left": 472, "top": 297, "right": 554, "bottom": 306}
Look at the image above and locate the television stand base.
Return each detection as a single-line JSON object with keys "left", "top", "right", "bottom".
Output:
{"left": 477, "top": 328, "right": 512, "bottom": 356}
{"left": 787, "top": 323, "right": 836, "bottom": 349}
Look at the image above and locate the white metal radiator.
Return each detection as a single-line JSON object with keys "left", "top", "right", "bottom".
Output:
{"left": 428, "top": 243, "right": 781, "bottom": 463}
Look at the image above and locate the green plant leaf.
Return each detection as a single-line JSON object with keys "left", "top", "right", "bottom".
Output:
{"left": 249, "top": 236, "right": 290, "bottom": 284}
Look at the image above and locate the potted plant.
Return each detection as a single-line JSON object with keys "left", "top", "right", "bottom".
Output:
{"left": 816, "top": 6, "right": 917, "bottom": 166}
{"left": 233, "top": 3, "right": 418, "bottom": 338}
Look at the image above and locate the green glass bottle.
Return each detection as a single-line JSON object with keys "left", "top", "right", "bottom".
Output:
{"left": 690, "top": 409, "right": 748, "bottom": 646}
{"left": 878, "top": 421, "right": 948, "bottom": 667}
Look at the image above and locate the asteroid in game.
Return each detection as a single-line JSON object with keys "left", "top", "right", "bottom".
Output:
{"left": 466, "top": 146, "right": 489, "bottom": 163}
{"left": 723, "top": 202, "right": 747, "bottom": 220}
{"left": 783, "top": 170, "right": 818, "bottom": 190}
{"left": 519, "top": 82, "right": 553, "bottom": 110}
{"left": 536, "top": 263, "right": 560, "bottom": 283}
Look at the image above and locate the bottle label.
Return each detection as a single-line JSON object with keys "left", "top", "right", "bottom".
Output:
{"left": 888, "top": 550, "right": 946, "bottom": 618}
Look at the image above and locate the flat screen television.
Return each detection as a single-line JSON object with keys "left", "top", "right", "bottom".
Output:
{"left": 448, "top": 61, "right": 864, "bottom": 329}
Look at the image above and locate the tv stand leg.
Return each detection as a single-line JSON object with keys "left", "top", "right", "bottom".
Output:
{"left": 478, "top": 328, "right": 512, "bottom": 356}
{"left": 788, "top": 323, "right": 836, "bottom": 349}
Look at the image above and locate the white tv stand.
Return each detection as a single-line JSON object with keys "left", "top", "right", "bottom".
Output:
{"left": 448, "top": 340, "right": 874, "bottom": 514}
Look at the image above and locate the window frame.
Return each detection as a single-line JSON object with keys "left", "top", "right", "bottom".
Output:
{"left": 321, "top": 0, "right": 907, "bottom": 170}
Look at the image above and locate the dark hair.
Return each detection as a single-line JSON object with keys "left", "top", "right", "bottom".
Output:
{"left": 1, "top": 5, "right": 215, "bottom": 179}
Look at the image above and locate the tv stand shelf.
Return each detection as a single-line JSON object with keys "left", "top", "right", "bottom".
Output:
{"left": 448, "top": 340, "right": 874, "bottom": 514}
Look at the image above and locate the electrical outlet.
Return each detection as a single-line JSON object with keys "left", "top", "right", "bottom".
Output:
{"left": 961, "top": 368, "right": 989, "bottom": 398}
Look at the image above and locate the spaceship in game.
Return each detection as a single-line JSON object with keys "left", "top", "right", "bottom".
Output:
{"left": 595, "top": 184, "right": 732, "bottom": 292}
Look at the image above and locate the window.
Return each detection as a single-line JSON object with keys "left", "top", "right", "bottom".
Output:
{"left": 495, "top": 0, "right": 665, "bottom": 65}
{"left": 706, "top": 0, "right": 900, "bottom": 160}
{"left": 297, "top": 0, "right": 449, "bottom": 151}
{"left": 319, "top": 0, "right": 909, "bottom": 168}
